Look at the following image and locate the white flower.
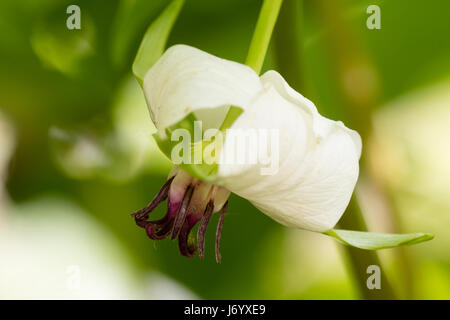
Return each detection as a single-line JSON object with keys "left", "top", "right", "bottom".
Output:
{"left": 133, "top": 45, "right": 361, "bottom": 262}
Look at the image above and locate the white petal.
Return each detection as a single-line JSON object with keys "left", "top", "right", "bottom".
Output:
{"left": 143, "top": 45, "right": 262, "bottom": 137}
{"left": 260, "top": 70, "right": 362, "bottom": 157}
{"left": 216, "top": 71, "right": 361, "bottom": 232}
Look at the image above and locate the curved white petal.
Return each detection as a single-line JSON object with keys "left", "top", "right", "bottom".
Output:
{"left": 143, "top": 45, "right": 262, "bottom": 137}
{"left": 260, "top": 70, "right": 362, "bottom": 156}
{"left": 216, "top": 71, "right": 361, "bottom": 232}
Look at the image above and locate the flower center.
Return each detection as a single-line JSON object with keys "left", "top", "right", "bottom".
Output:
{"left": 131, "top": 169, "right": 230, "bottom": 263}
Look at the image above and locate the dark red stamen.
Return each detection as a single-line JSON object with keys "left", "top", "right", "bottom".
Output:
{"left": 170, "top": 185, "right": 194, "bottom": 239}
{"left": 145, "top": 214, "right": 173, "bottom": 240}
{"left": 215, "top": 200, "right": 228, "bottom": 264}
{"left": 178, "top": 216, "right": 198, "bottom": 257}
{"left": 131, "top": 176, "right": 174, "bottom": 221}
{"left": 130, "top": 175, "right": 229, "bottom": 262}
{"left": 197, "top": 200, "right": 214, "bottom": 258}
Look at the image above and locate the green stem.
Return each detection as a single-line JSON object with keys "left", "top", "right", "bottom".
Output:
{"left": 220, "top": 0, "right": 283, "bottom": 130}
{"left": 245, "top": 0, "right": 283, "bottom": 74}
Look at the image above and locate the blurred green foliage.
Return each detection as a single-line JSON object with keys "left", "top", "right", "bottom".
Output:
{"left": 0, "top": 0, "right": 449, "bottom": 299}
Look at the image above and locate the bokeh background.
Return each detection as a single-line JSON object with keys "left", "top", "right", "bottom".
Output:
{"left": 0, "top": 0, "right": 449, "bottom": 299}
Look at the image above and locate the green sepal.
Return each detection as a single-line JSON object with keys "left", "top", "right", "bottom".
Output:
{"left": 324, "top": 229, "right": 434, "bottom": 250}
{"left": 152, "top": 113, "right": 219, "bottom": 181}
{"left": 219, "top": 106, "right": 244, "bottom": 131}
{"left": 132, "top": 0, "right": 184, "bottom": 86}
{"left": 151, "top": 103, "right": 245, "bottom": 181}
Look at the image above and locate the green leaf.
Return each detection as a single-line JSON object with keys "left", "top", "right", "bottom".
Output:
{"left": 110, "top": 0, "right": 167, "bottom": 69}
{"left": 132, "top": 0, "right": 184, "bottom": 86}
{"left": 324, "top": 229, "right": 434, "bottom": 250}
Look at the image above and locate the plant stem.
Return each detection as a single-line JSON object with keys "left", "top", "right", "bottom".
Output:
{"left": 245, "top": 0, "right": 283, "bottom": 74}
{"left": 220, "top": 0, "right": 283, "bottom": 129}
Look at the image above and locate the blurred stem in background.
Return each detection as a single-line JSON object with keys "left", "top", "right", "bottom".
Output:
{"left": 273, "top": 0, "right": 410, "bottom": 299}
{"left": 339, "top": 194, "right": 396, "bottom": 299}
{"left": 272, "top": 0, "right": 304, "bottom": 91}
{"left": 313, "top": 0, "right": 412, "bottom": 299}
